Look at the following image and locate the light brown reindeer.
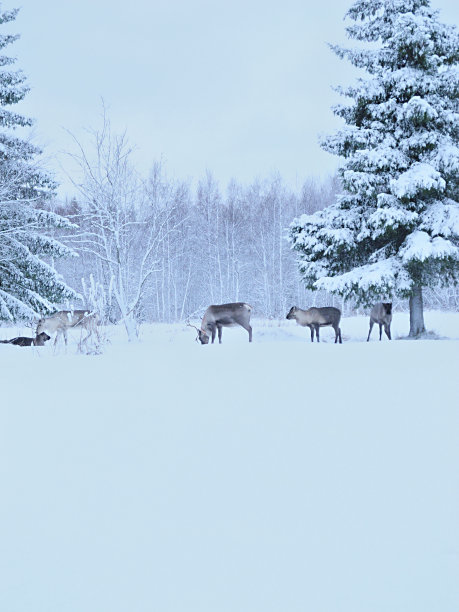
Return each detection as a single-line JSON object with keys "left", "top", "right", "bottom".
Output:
{"left": 188, "top": 303, "right": 253, "bottom": 344}
{"left": 36, "top": 310, "right": 99, "bottom": 346}
{"left": 286, "top": 306, "right": 342, "bottom": 343}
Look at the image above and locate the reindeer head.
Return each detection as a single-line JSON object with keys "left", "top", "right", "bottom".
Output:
{"left": 286, "top": 306, "right": 298, "bottom": 320}
{"left": 34, "top": 332, "right": 51, "bottom": 346}
{"left": 383, "top": 302, "right": 392, "bottom": 315}
{"left": 197, "top": 329, "right": 210, "bottom": 344}
{"left": 187, "top": 322, "right": 209, "bottom": 344}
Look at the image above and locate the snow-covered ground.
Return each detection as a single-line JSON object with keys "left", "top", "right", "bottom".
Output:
{"left": 1, "top": 311, "right": 458, "bottom": 612}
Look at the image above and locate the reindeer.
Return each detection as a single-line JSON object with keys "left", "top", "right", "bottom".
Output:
{"left": 188, "top": 303, "right": 253, "bottom": 344}
{"left": 36, "top": 310, "right": 99, "bottom": 346}
{"left": 367, "top": 302, "right": 392, "bottom": 341}
{"left": 0, "top": 332, "right": 51, "bottom": 347}
{"left": 286, "top": 306, "right": 342, "bottom": 343}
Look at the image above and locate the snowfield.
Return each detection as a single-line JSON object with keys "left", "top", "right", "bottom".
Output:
{"left": 1, "top": 311, "right": 458, "bottom": 612}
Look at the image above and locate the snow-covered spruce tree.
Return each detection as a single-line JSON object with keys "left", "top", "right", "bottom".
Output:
{"left": 0, "top": 6, "right": 76, "bottom": 321}
{"left": 289, "top": 0, "right": 459, "bottom": 336}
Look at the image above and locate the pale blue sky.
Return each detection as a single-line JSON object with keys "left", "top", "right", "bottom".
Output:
{"left": 10, "top": 0, "right": 459, "bottom": 196}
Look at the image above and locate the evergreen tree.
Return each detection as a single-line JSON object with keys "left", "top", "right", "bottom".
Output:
{"left": 289, "top": 0, "right": 459, "bottom": 336}
{"left": 0, "top": 6, "right": 76, "bottom": 321}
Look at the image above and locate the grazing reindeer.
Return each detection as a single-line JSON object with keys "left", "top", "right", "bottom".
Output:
{"left": 286, "top": 306, "right": 342, "bottom": 343}
{"left": 36, "top": 310, "right": 98, "bottom": 346}
{"left": 188, "top": 302, "right": 253, "bottom": 344}
{"left": 0, "top": 332, "right": 51, "bottom": 347}
{"left": 367, "top": 303, "right": 392, "bottom": 341}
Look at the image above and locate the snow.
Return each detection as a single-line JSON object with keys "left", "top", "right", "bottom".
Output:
{"left": 353, "top": 145, "right": 407, "bottom": 171}
{"left": 314, "top": 257, "right": 408, "bottom": 294}
{"left": 400, "top": 230, "right": 459, "bottom": 262}
{"left": 434, "top": 142, "right": 459, "bottom": 172}
{"left": 402, "top": 96, "right": 438, "bottom": 122}
{"left": 390, "top": 163, "right": 446, "bottom": 199}
{"left": 1, "top": 311, "right": 458, "bottom": 612}
{"left": 420, "top": 200, "right": 459, "bottom": 237}
{"left": 367, "top": 205, "right": 418, "bottom": 235}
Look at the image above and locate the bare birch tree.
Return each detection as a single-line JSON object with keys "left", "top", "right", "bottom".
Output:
{"left": 65, "top": 113, "right": 181, "bottom": 340}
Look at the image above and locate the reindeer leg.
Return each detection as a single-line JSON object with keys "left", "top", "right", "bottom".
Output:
{"left": 315, "top": 325, "right": 320, "bottom": 343}
{"left": 84, "top": 321, "right": 95, "bottom": 345}
{"left": 367, "top": 321, "right": 373, "bottom": 341}
{"left": 211, "top": 326, "right": 216, "bottom": 344}
{"left": 309, "top": 325, "right": 314, "bottom": 342}
{"left": 385, "top": 324, "right": 391, "bottom": 340}
{"left": 379, "top": 323, "right": 383, "bottom": 341}
{"left": 241, "top": 323, "right": 252, "bottom": 342}
{"left": 217, "top": 325, "right": 223, "bottom": 344}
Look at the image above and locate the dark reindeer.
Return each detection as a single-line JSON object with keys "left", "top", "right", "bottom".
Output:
{"left": 188, "top": 302, "right": 253, "bottom": 344}
{"left": 286, "top": 306, "right": 342, "bottom": 343}
{"left": 0, "top": 332, "right": 51, "bottom": 347}
{"left": 367, "top": 303, "right": 392, "bottom": 341}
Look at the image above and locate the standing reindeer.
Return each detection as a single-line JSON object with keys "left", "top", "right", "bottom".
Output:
{"left": 367, "top": 303, "right": 392, "bottom": 341}
{"left": 188, "top": 303, "right": 253, "bottom": 344}
{"left": 286, "top": 306, "right": 342, "bottom": 343}
{"left": 36, "top": 310, "right": 99, "bottom": 346}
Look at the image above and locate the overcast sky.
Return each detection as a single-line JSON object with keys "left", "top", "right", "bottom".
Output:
{"left": 10, "top": 0, "right": 459, "bottom": 196}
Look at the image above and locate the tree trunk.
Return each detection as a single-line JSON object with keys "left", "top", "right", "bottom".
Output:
{"left": 409, "top": 284, "right": 426, "bottom": 337}
{"left": 123, "top": 314, "right": 138, "bottom": 342}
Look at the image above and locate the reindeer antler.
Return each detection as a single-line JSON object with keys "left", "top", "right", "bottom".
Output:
{"left": 186, "top": 321, "right": 201, "bottom": 342}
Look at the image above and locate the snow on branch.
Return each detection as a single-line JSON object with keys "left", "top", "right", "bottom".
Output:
{"left": 400, "top": 230, "right": 459, "bottom": 263}
{"left": 401, "top": 96, "right": 438, "bottom": 123}
{"left": 433, "top": 142, "right": 459, "bottom": 173}
{"left": 390, "top": 163, "right": 446, "bottom": 199}
{"left": 314, "top": 257, "right": 411, "bottom": 298}
{"left": 420, "top": 200, "right": 459, "bottom": 238}
{"left": 367, "top": 205, "right": 418, "bottom": 236}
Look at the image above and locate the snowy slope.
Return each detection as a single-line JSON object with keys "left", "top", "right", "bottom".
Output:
{"left": 0, "top": 312, "right": 458, "bottom": 612}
